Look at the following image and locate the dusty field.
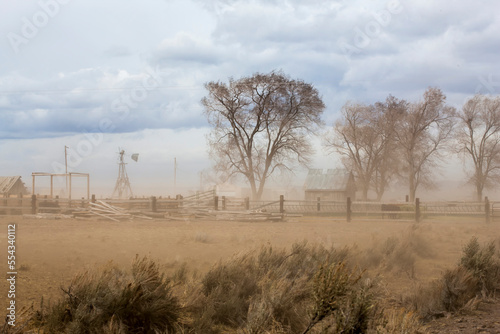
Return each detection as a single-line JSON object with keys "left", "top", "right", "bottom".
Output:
{"left": 1, "top": 215, "right": 499, "bottom": 331}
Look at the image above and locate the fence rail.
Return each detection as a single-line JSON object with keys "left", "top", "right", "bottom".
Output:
{"left": 0, "top": 193, "right": 496, "bottom": 223}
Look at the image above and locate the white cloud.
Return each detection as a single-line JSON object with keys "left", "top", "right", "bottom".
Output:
{"left": 1, "top": 0, "right": 500, "bottom": 198}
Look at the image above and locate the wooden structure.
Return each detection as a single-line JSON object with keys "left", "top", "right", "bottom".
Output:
{"left": 0, "top": 176, "right": 29, "bottom": 196}
{"left": 304, "top": 169, "right": 356, "bottom": 201}
{"left": 31, "top": 172, "right": 90, "bottom": 200}
{"left": 1, "top": 190, "right": 494, "bottom": 223}
{"left": 112, "top": 150, "right": 134, "bottom": 199}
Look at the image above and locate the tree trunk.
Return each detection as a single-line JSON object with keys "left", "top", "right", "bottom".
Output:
{"left": 476, "top": 183, "right": 483, "bottom": 202}
{"left": 255, "top": 179, "right": 266, "bottom": 200}
{"left": 409, "top": 172, "right": 416, "bottom": 202}
{"left": 362, "top": 187, "right": 369, "bottom": 201}
{"left": 247, "top": 174, "right": 259, "bottom": 201}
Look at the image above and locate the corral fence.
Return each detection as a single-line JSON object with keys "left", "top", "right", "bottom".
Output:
{"left": 0, "top": 191, "right": 496, "bottom": 223}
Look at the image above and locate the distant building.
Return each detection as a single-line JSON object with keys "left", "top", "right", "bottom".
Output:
{"left": 304, "top": 169, "right": 356, "bottom": 201}
{"left": 0, "top": 176, "right": 29, "bottom": 197}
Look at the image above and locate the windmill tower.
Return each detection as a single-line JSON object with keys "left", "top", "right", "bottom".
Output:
{"left": 112, "top": 149, "right": 138, "bottom": 199}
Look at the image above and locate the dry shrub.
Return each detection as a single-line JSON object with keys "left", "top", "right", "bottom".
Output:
{"left": 359, "top": 225, "right": 431, "bottom": 278}
{"left": 404, "top": 236, "right": 500, "bottom": 320}
{"left": 377, "top": 308, "right": 428, "bottom": 334}
{"left": 303, "top": 263, "right": 379, "bottom": 334}
{"left": 441, "top": 266, "right": 479, "bottom": 312}
{"left": 332, "top": 277, "right": 380, "bottom": 334}
{"left": 381, "top": 236, "right": 399, "bottom": 258}
{"left": 200, "top": 255, "right": 259, "bottom": 327}
{"left": 244, "top": 275, "right": 309, "bottom": 333}
{"left": 183, "top": 242, "right": 355, "bottom": 333}
{"left": 404, "top": 266, "right": 478, "bottom": 319}
{"left": 389, "top": 243, "right": 416, "bottom": 278}
{"left": 2, "top": 305, "right": 38, "bottom": 334}
{"left": 170, "top": 262, "right": 189, "bottom": 284}
{"left": 194, "top": 231, "right": 211, "bottom": 243}
{"left": 37, "top": 256, "right": 181, "bottom": 333}
{"left": 460, "top": 236, "right": 500, "bottom": 295}
{"left": 23, "top": 239, "right": 469, "bottom": 333}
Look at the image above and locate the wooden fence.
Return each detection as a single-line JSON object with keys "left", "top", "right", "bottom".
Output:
{"left": 0, "top": 192, "right": 495, "bottom": 223}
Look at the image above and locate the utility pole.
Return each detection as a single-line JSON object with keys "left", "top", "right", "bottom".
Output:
{"left": 65, "top": 145, "right": 69, "bottom": 197}
{"left": 174, "top": 157, "right": 177, "bottom": 195}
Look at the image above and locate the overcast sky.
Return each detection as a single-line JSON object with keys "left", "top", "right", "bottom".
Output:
{"left": 1, "top": 0, "right": 499, "bottom": 199}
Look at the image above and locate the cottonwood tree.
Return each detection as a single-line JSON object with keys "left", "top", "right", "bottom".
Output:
{"left": 395, "top": 87, "right": 456, "bottom": 202}
{"left": 371, "top": 96, "right": 407, "bottom": 200}
{"left": 203, "top": 71, "right": 324, "bottom": 200}
{"left": 456, "top": 94, "right": 500, "bottom": 201}
{"left": 326, "top": 96, "right": 404, "bottom": 201}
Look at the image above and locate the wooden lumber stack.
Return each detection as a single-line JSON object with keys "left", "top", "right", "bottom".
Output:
{"left": 86, "top": 200, "right": 152, "bottom": 222}
{"left": 33, "top": 199, "right": 287, "bottom": 222}
{"left": 175, "top": 209, "right": 284, "bottom": 222}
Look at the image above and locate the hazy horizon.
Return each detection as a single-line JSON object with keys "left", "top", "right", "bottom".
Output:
{"left": 1, "top": 0, "right": 500, "bottom": 201}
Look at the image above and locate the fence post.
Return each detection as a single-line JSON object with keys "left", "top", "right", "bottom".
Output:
{"left": 214, "top": 196, "right": 219, "bottom": 211}
{"left": 176, "top": 195, "right": 183, "bottom": 209}
{"left": 91, "top": 194, "right": 96, "bottom": 203}
{"left": 151, "top": 196, "right": 157, "bottom": 212}
{"left": 317, "top": 197, "right": 321, "bottom": 212}
{"left": 244, "top": 197, "right": 250, "bottom": 210}
{"left": 222, "top": 196, "right": 226, "bottom": 210}
{"left": 415, "top": 198, "right": 421, "bottom": 222}
{"left": 279, "top": 195, "right": 284, "bottom": 214}
{"left": 485, "top": 196, "right": 490, "bottom": 223}
{"left": 346, "top": 197, "right": 351, "bottom": 222}
{"left": 31, "top": 194, "right": 37, "bottom": 214}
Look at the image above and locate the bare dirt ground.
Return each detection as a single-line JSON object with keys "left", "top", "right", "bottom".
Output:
{"left": 1, "top": 215, "right": 500, "bottom": 333}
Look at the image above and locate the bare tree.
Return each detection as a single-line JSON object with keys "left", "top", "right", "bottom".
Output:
{"left": 326, "top": 96, "right": 404, "bottom": 201}
{"left": 202, "top": 71, "right": 324, "bottom": 200}
{"left": 371, "top": 96, "right": 407, "bottom": 200}
{"left": 327, "top": 102, "right": 377, "bottom": 201}
{"left": 457, "top": 94, "right": 500, "bottom": 201}
{"left": 395, "top": 87, "right": 456, "bottom": 202}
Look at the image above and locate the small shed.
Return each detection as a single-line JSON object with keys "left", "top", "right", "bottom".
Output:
{"left": 0, "top": 176, "right": 29, "bottom": 197}
{"left": 304, "top": 169, "right": 355, "bottom": 202}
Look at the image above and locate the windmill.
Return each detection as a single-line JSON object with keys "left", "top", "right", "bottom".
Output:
{"left": 112, "top": 149, "right": 139, "bottom": 199}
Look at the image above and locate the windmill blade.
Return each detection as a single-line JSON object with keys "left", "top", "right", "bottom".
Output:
{"left": 131, "top": 153, "right": 139, "bottom": 162}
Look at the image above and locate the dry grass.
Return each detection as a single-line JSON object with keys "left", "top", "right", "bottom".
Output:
{"left": 184, "top": 242, "right": 351, "bottom": 333}
{"left": 2, "top": 216, "right": 499, "bottom": 333}
{"left": 460, "top": 236, "right": 500, "bottom": 295}
{"left": 35, "top": 256, "right": 181, "bottom": 333}
{"left": 24, "top": 242, "right": 425, "bottom": 333}
{"left": 377, "top": 308, "right": 428, "bottom": 334}
{"left": 357, "top": 224, "right": 432, "bottom": 279}
{"left": 403, "top": 236, "right": 500, "bottom": 320}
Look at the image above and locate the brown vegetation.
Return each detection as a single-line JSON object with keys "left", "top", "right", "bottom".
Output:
{"left": 1, "top": 216, "right": 499, "bottom": 333}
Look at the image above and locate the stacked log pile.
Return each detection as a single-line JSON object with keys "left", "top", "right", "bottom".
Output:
{"left": 172, "top": 209, "right": 284, "bottom": 222}
{"left": 26, "top": 199, "right": 288, "bottom": 222}
{"left": 72, "top": 200, "right": 152, "bottom": 222}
